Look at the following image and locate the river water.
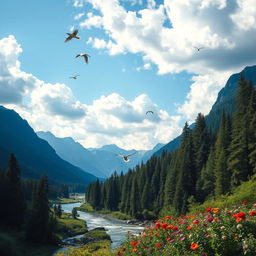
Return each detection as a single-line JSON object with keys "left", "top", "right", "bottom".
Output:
{"left": 53, "top": 202, "right": 144, "bottom": 254}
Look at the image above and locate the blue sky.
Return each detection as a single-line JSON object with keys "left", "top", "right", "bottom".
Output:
{"left": 0, "top": 0, "right": 256, "bottom": 149}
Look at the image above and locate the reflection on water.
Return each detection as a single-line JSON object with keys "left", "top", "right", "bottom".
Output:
{"left": 61, "top": 202, "right": 144, "bottom": 248}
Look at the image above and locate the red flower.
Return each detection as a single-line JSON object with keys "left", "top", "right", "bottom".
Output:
{"left": 155, "top": 243, "right": 162, "bottom": 248}
{"left": 206, "top": 207, "right": 212, "bottom": 212}
{"left": 165, "top": 216, "right": 171, "bottom": 220}
{"left": 162, "top": 222, "right": 168, "bottom": 229}
{"left": 131, "top": 241, "right": 138, "bottom": 247}
{"left": 190, "top": 243, "right": 199, "bottom": 250}
{"left": 249, "top": 211, "right": 256, "bottom": 216}
{"left": 242, "top": 200, "right": 248, "bottom": 205}
{"left": 192, "top": 219, "right": 200, "bottom": 224}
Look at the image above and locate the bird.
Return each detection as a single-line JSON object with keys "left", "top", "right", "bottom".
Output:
{"left": 116, "top": 152, "right": 136, "bottom": 162}
{"left": 64, "top": 29, "right": 80, "bottom": 42}
{"left": 76, "top": 53, "right": 90, "bottom": 64}
{"left": 70, "top": 74, "right": 80, "bottom": 79}
{"left": 194, "top": 46, "right": 204, "bottom": 52}
{"left": 146, "top": 110, "right": 154, "bottom": 115}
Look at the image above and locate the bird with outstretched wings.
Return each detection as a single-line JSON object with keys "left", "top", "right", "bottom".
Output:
{"left": 116, "top": 152, "right": 136, "bottom": 162}
{"left": 146, "top": 110, "right": 154, "bottom": 115}
{"left": 194, "top": 46, "right": 204, "bottom": 52}
{"left": 76, "top": 53, "right": 90, "bottom": 64}
{"left": 64, "top": 29, "right": 80, "bottom": 42}
{"left": 70, "top": 74, "right": 80, "bottom": 79}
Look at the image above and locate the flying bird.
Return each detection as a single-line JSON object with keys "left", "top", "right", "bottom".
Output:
{"left": 194, "top": 46, "right": 204, "bottom": 52}
{"left": 76, "top": 53, "right": 90, "bottom": 64}
{"left": 146, "top": 110, "right": 154, "bottom": 115}
{"left": 64, "top": 29, "right": 80, "bottom": 42}
{"left": 70, "top": 74, "right": 80, "bottom": 79}
{"left": 116, "top": 152, "right": 136, "bottom": 162}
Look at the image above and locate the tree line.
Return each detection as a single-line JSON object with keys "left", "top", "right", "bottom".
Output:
{"left": 0, "top": 154, "right": 72, "bottom": 243}
{"left": 86, "top": 76, "right": 256, "bottom": 218}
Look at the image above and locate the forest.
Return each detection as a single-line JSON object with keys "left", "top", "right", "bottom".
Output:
{"left": 86, "top": 76, "right": 256, "bottom": 218}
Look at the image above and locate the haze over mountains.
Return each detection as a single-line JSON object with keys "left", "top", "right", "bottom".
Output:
{"left": 37, "top": 131, "right": 163, "bottom": 178}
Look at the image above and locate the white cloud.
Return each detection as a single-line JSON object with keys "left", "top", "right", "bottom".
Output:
{"left": 74, "top": 12, "right": 85, "bottom": 20}
{"left": 0, "top": 35, "right": 181, "bottom": 150}
{"left": 72, "top": 0, "right": 87, "bottom": 7}
{"left": 79, "top": 0, "right": 256, "bottom": 121}
{"left": 177, "top": 71, "right": 231, "bottom": 121}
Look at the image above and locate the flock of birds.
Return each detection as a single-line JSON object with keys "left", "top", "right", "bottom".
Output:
{"left": 65, "top": 29, "right": 204, "bottom": 162}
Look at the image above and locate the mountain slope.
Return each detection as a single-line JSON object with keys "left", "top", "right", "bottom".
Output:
{"left": 37, "top": 133, "right": 162, "bottom": 177}
{"left": 155, "top": 65, "right": 256, "bottom": 156}
{"left": 37, "top": 131, "right": 106, "bottom": 178}
{"left": 0, "top": 106, "right": 97, "bottom": 185}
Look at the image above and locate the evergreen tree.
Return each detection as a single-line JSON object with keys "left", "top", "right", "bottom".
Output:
{"left": 228, "top": 77, "right": 253, "bottom": 187}
{"left": 173, "top": 123, "right": 196, "bottom": 214}
{"left": 214, "top": 113, "right": 231, "bottom": 196}
{"left": 130, "top": 176, "right": 141, "bottom": 218}
{"left": 5, "top": 154, "right": 25, "bottom": 227}
{"left": 26, "top": 175, "right": 54, "bottom": 243}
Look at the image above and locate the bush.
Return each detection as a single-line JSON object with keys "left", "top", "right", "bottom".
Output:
{"left": 0, "top": 233, "right": 18, "bottom": 256}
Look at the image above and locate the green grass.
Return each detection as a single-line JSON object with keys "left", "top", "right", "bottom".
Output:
{"left": 76, "top": 203, "right": 95, "bottom": 212}
{"left": 85, "top": 230, "right": 111, "bottom": 241}
{"left": 50, "top": 197, "right": 83, "bottom": 204}
{"left": 55, "top": 240, "right": 112, "bottom": 256}
{"left": 77, "top": 203, "right": 132, "bottom": 220}
{"left": 56, "top": 213, "right": 87, "bottom": 240}
{"left": 189, "top": 176, "right": 256, "bottom": 214}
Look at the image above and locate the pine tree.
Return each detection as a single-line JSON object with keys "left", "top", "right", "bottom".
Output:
{"left": 214, "top": 113, "right": 231, "bottom": 196}
{"left": 26, "top": 175, "right": 53, "bottom": 243}
{"left": 173, "top": 123, "right": 196, "bottom": 214}
{"left": 130, "top": 176, "right": 141, "bottom": 218}
{"left": 5, "top": 154, "right": 25, "bottom": 227}
{"left": 228, "top": 77, "right": 253, "bottom": 188}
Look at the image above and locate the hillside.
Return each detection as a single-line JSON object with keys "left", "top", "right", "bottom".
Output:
{"left": 0, "top": 106, "right": 97, "bottom": 185}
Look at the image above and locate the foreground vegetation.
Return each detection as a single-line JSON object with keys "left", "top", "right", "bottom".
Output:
{"left": 116, "top": 201, "right": 256, "bottom": 256}
{"left": 55, "top": 230, "right": 112, "bottom": 256}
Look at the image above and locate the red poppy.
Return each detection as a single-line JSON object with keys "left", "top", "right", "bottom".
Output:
{"left": 249, "top": 211, "right": 256, "bottom": 216}
{"left": 206, "top": 207, "right": 212, "bottom": 212}
{"left": 190, "top": 243, "right": 199, "bottom": 250}
{"left": 131, "top": 241, "right": 138, "bottom": 247}
{"left": 155, "top": 243, "right": 162, "bottom": 248}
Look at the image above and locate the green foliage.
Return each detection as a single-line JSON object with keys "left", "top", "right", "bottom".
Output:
{"left": 56, "top": 213, "right": 87, "bottom": 240}
{"left": 55, "top": 240, "right": 112, "bottom": 256}
{"left": 72, "top": 207, "right": 79, "bottom": 219}
{"left": 190, "top": 176, "right": 256, "bottom": 214}
{"left": 117, "top": 202, "right": 256, "bottom": 256}
{"left": 77, "top": 203, "right": 95, "bottom": 212}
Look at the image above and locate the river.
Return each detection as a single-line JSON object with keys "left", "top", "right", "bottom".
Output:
{"left": 53, "top": 202, "right": 144, "bottom": 255}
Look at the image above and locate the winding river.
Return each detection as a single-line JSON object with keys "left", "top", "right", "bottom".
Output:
{"left": 53, "top": 202, "right": 144, "bottom": 255}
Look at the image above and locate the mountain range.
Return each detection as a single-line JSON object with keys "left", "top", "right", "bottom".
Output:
{"left": 0, "top": 106, "right": 97, "bottom": 185}
{"left": 37, "top": 131, "right": 163, "bottom": 178}
{"left": 0, "top": 65, "right": 255, "bottom": 183}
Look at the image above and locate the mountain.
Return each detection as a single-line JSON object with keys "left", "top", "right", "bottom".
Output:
{"left": 155, "top": 65, "right": 256, "bottom": 156}
{"left": 0, "top": 106, "right": 97, "bottom": 185}
{"left": 37, "top": 133, "right": 162, "bottom": 177}
{"left": 37, "top": 131, "right": 106, "bottom": 178}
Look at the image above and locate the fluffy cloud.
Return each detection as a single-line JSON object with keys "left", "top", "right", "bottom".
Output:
{"left": 79, "top": 0, "right": 256, "bottom": 119}
{"left": 0, "top": 35, "right": 181, "bottom": 150}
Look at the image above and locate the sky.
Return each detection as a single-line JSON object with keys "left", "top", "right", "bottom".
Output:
{"left": 0, "top": 0, "right": 256, "bottom": 150}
